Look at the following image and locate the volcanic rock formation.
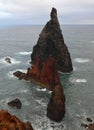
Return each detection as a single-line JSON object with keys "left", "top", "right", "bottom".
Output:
{"left": 31, "top": 7, "right": 73, "bottom": 73}
{"left": 0, "top": 110, "right": 33, "bottom": 130}
{"left": 47, "top": 84, "right": 65, "bottom": 122}
{"left": 14, "top": 56, "right": 60, "bottom": 91}
{"left": 13, "top": 8, "right": 67, "bottom": 122}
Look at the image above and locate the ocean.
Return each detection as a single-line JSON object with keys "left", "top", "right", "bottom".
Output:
{"left": 0, "top": 25, "right": 94, "bottom": 130}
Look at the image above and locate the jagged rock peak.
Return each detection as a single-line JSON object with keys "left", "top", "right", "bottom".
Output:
{"left": 50, "top": 7, "right": 60, "bottom": 27}
{"left": 31, "top": 7, "right": 73, "bottom": 73}
{"left": 50, "top": 8, "right": 58, "bottom": 20}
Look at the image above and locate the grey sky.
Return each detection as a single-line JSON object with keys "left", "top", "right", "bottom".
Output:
{"left": 0, "top": 0, "right": 94, "bottom": 26}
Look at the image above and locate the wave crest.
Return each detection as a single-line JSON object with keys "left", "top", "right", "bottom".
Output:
{"left": 16, "top": 51, "right": 32, "bottom": 55}
{"left": 73, "top": 58, "right": 91, "bottom": 63}
{"left": 70, "top": 78, "right": 87, "bottom": 83}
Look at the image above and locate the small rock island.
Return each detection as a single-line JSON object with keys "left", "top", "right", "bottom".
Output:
{"left": 14, "top": 7, "right": 73, "bottom": 122}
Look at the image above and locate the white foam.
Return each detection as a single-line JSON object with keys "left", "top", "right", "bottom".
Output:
{"left": 22, "top": 98, "right": 30, "bottom": 106}
{"left": 36, "top": 99, "right": 46, "bottom": 106}
{"left": 70, "top": 78, "right": 87, "bottom": 83}
{"left": 76, "top": 79, "right": 87, "bottom": 83}
{"left": 73, "top": 66, "right": 77, "bottom": 71}
{"left": 91, "top": 41, "right": 94, "bottom": 43}
{"left": 7, "top": 71, "right": 16, "bottom": 79}
{"left": 0, "top": 56, "right": 21, "bottom": 65}
{"left": 36, "top": 88, "right": 47, "bottom": 92}
{"left": 19, "top": 89, "right": 29, "bottom": 93}
{"left": 73, "top": 58, "right": 91, "bottom": 63}
{"left": 16, "top": 51, "right": 32, "bottom": 55}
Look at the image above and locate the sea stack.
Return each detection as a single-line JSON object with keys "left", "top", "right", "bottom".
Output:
{"left": 13, "top": 7, "right": 66, "bottom": 122}
{"left": 47, "top": 85, "right": 65, "bottom": 122}
{"left": 31, "top": 7, "right": 73, "bottom": 73}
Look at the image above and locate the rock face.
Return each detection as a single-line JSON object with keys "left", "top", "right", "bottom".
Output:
{"left": 14, "top": 56, "right": 60, "bottom": 91}
{"left": 0, "top": 110, "right": 33, "bottom": 130}
{"left": 7, "top": 98, "right": 22, "bottom": 109}
{"left": 47, "top": 85, "right": 65, "bottom": 122}
{"left": 31, "top": 7, "right": 73, "bottom": 73}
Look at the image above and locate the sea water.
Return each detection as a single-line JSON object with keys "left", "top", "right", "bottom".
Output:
{"left": 0, "top": 25, "right": 94, "bottom": 130}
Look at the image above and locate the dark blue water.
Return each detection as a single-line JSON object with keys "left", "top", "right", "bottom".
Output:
{"left": 0, "top": 25, "right": 94, "bottom": 130}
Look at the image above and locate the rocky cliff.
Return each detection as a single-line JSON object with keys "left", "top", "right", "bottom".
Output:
{"left": 31, "top": 7, "right": 73, "bottom": 73}
{"left": 14, "top": 56, "right": 60, "bottom": 91}
{"left": 0, "top": 110, "right": 33, "bottom": 130}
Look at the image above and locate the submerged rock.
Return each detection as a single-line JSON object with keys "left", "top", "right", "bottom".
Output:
{"left": 31, "top": 7, "right": 73, "bottom": 73}
{"left": 47, "top": 85, "right": 65, "bottom": 122}
{"left": 5, "top": 57, "right": 11, "bottom": 64}
{"left": 86, "top": 117, "right": 93, "bottom": 122}
{"left": 0, "top": 110, "right": 34, "bottom": 130}
{"left": 7, "top": 98, "right": 22, "bottom": 109}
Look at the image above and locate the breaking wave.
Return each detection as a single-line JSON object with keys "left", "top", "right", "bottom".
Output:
{"left": 73, "top": 58, "right": 91, "bottom": 63}
{"left": 70, "top": 78, "right": 87, "bottom": 83}
{"left": 36, "top": 88, "right": 47, "bottom": 92}
{"left": 16, "top": 51, "right": 32, "bottom": 55}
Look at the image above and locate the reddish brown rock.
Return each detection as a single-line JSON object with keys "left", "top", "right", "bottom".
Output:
{"left": 39, "top": 56, "right": 60, "bottom": 90}
{"left": 0, "top": 110, "right": 33, "bottom": 130}
{"left": 31, "top": 7, "right": 73, "bottom": 73}
{"left": 14, "top": 56, "right": 60, "bottom": 91}
{"left": 81, "top": 123, "right": 94, "bottom": 130}
{"left": 47, "top": 85, "right": 65, "bottom": 122}
{"left": 87, "top": 123, "right": 94, "bottom": 130}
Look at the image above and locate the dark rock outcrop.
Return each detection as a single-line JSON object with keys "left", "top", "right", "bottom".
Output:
{"left": 31, "top": 7, "right": 73, "bottom": 73}
{"left": 47, "top": 85, "right": 65, "bottom": 122}
{"left": 0, "top": 110, "right": 33, "bottom": 130}
{"left": 7, "top": 98, "right": 22, "bottom": 109}
{"left": 5, "top": 57, "right": 11, "bottom": 64}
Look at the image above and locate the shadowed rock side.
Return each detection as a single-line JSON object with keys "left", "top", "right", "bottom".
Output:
{"left": 31, "top": 7, "right": 73, "bottom": 73}
{"left": 47, "top": 85, "right": 65, "bottom": 122}
{"left": 0, "top": 110, "right": 33, "bottom": 130}
{"left": 14, "top": 56, "right": 60, "bottom": 91}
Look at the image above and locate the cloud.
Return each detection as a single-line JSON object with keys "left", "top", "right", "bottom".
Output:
{"left": 0, "top": 0, "right": 94, "bottom": 25}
